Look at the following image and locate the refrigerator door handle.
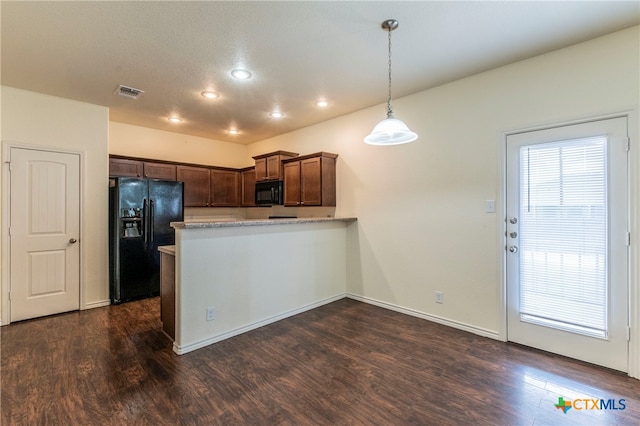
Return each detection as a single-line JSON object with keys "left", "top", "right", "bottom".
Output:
{"left": 149, "top": 199, "right": 155, "bottom": 243}
{"left": 143, "top": 198, "right": 148, "bottom": 244}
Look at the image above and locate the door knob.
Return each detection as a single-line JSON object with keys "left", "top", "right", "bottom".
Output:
{"left": 69, "top": 238, "right": 77, "bottom": 244}
{"left": 509, "top": 246, "right": 518, "bottom": 253}
{"left": 509, "top": 217, "right": 518, "bottom": 224}
{"left": 509, "top": 232, "right": 518, "bottom": 238}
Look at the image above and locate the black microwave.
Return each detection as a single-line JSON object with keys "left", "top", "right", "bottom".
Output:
{"left": 255, "top": 180, "right": 283, "bottom": 205}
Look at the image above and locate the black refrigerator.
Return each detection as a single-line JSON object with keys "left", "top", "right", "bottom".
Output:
{"left": 109, "top": 178, "right": 184, "bottom": 304}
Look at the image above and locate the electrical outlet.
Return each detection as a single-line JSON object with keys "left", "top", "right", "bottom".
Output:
{"left": 206, "top": 307, "right": 215, "bottom": 321}
{"left": 435, "top": 291, "right": 444, "bottom": 304}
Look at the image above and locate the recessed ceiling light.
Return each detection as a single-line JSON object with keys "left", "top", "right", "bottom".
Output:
{"left": 201, "top": 90, "right": 219, "bottom": 99}
{"left": 168, "top": 116, "right": 182, "bottom": 123}
{"left": 231, "top": 69, "right": 252, "bottom": 80}
{"left": 269, "top": 111, "right": 284, "bottom": 118}
{"left": 228, "top": 129, "right": 240, "bottom": 135}
{"left": 315, "top": 100, "right": 329, "bottom": 108}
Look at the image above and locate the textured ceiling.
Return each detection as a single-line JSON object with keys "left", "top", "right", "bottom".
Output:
{"left": 2, "top": 1, "right": 639, "bottom": 144}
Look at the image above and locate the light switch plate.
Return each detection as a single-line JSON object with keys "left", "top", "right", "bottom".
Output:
{"left": 485, "top": 200, "right": 495, "bottom": 213}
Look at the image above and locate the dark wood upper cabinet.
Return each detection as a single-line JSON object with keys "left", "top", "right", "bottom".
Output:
{"left": 254, "top": 158, "right": 267, "bottom": 181}
{"left": 300, "top": 157, "right": 323, "bottom": 206}
{"left": 110, "top": 157, "right": 176, "bottom": 180}
{"left": 241, "top": 167, "right": 256, "bottom": 207}
{"left": 176, "top": 165, "right": 210, "bottom": 207}
{"left": 109, "top": 158, "right": 143, "bottom": 178}
{"left": 266, "top": 156, "right": 281, "bottom": 179}
{"left": 283, "top": 162, "right": 301, "bottom": 207}
{"left": 210, "top": 169, "right": 240, "bottom": 207}
{"left": 253, "top": 151, "right": 298, "bottom": 181}
{"left": 143, "top": 162, "right": 177, "bottom": 180}
{"left": 109, "top": 151, "right": 336, "bottom": 209}
{"left": 283, "top": 152, "right": 337, "bottom": 207}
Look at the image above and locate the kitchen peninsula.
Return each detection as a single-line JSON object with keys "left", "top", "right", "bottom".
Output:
{"left": 167, "top": 217, "right": 357, "bottom": 355}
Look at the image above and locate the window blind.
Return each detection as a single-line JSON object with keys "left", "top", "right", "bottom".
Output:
{"left": 519, "top": 136, "right": 608, "bottom": 338}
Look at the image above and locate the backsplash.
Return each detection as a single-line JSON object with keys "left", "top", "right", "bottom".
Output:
{"left": 184, "top": 206, "right": 336, "bottom": 222}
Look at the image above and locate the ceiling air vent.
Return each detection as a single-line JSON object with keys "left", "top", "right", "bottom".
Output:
{"left": 114, "top": 85, "right": 144, "bottom": 99}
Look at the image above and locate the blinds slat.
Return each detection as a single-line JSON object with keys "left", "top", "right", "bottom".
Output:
{"left": 519, "top": 136, "right": 608, "bottom": 337}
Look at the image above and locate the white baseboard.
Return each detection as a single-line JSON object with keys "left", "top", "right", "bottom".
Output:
{"left": 174, "top": 292, "right": 503, "bottom": 355}
{"left": 1, "top": 299, "right": 110, "bottom": 325}
{"left": 173, "top": 293, "right": 347, "bottom": 355}
{"left": 83, "top": 299, "right": 111, "bottom": 310}
{"left": 346, "top": 293, "right": 502, "bottom": 341}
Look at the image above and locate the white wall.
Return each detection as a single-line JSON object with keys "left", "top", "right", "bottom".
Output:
{"left": 108, "top": 122, "right": 340, "bottom": 221}
{"left": 1, "top": 86, "right": 110, "bottom": 318}
{"left": 2, "top": 24, "right": 637, "bottom": 371}
{"left": 174, "top": 221, "right": 349, "bottom": 354}
{"left": 110, "top": 122, "right": 257, "bottom": 221}
{"left": 109, "top": 121, "right": 252, "bottom": 168}
{"left": 247, "top": 26, "right": 640, "bottom": 337}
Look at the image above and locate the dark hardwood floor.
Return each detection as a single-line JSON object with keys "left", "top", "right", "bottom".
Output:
{"left": 2, "top": 297, "right": 640, "bottom": 425}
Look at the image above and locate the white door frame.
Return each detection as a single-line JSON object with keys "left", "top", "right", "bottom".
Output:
{"left": 498, "top": 110, "right": 640, "bottom": 378}
{"left": 1, "top": 142, "right": 86, "bottom": 326}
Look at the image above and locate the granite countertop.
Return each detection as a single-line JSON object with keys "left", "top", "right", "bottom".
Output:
{"left": 158, "top": 245, "right": 175, "bottom": 255}
{"left": 171, "top": 217, "right": 357, "bottom": 229}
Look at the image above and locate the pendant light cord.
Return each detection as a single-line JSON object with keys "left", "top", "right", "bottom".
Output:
{"left": 386, "top": 27, "right": 394, "bottom": 118}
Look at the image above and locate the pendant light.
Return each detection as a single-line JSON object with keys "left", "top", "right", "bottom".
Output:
{"left": 364, "top": 19, "right": 418, "bottom": 146}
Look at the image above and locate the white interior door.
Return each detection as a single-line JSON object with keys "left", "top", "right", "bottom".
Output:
{"left": 506, "top": 117, "right": 629, "bottom": 372}
{"left": 9, "top": 147, "right": 80, "bottom": 322}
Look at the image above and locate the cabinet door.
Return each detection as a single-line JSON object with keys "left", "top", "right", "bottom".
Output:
{"left": 109, "top": 158, "right": 143, "bottom": 177}
{"left": 210, "top": 170, "right": 240, "bottom": 207}
{"left": 266, "top": 155, "right": 282, "bottom": 180}
{"left": 254, "top": 158, "right": 267, "bottom": 181}
{"left": 300, "top": 157, "right": 322, "bottom": 206}
{"left": 160, "top": 251, "right": 175, "bottom": 340}
{"left": 241, "top": 168, "right": 256, "bottom": 207}
{"left": 283, "top": 161, "right": 301, "bottom": 206}
{"left": 144, "top": 162, "right": 177, "bottom": 180}
{"left": 176, "top": 166, "right": 210, "bottom": 207}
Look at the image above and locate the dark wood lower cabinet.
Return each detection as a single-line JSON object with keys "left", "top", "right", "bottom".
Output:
{"left": 159, "top": 248, "right": 175, "bottom": 340}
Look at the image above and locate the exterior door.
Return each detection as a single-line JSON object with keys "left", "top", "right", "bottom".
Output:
{"left": 9, "top": 147, "right": 80, "bottom": 322}
{"left": 506, "top": 117, "right": 629, "bottom": 372}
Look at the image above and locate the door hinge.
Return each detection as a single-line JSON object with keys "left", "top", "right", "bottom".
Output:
{"left": 626, "top": 137, "right": 631, "bottom": 152}
{"left": 627, "top": 326, "right": 631, "bottom": 342}
{"left": 626, "top": 232, "right": 631, "bottom": 247}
